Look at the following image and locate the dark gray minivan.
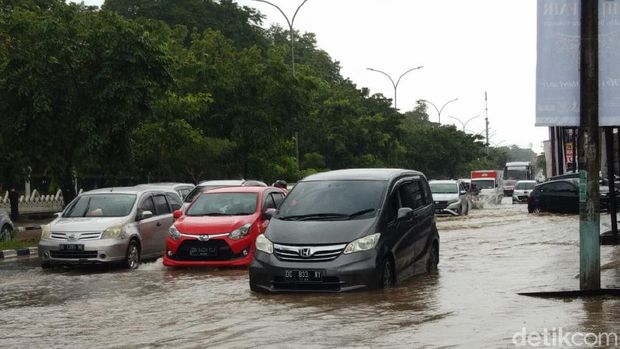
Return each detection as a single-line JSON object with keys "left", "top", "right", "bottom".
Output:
{"left": 249, "top": 168, "right": 439, "bottom": 292}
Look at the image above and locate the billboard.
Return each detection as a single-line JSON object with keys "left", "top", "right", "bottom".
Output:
{"left": 536, "top": 0, "right": 620, "bottom": 126}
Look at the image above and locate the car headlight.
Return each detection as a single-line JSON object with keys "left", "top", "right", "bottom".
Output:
{"left": 343, "top": 233, "right": 380, "bottom": 254}
{"left": 228, "top": 223, "right": 252, "bottom": 240}
{"left": 101, "top": 225, "right": 123, "bottom": 239}
{"left": 255, "top": 234, "right": 273, "bottom": 254}
{"left": 169, "top": 226, "right": 182, "bottom": 240}
{"left": 40, "top": 224, "right": 51, "bottom": 239}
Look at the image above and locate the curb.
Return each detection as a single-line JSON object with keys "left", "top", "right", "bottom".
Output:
{"left": 0, "top": 247, "right": 38, "bottom": 259}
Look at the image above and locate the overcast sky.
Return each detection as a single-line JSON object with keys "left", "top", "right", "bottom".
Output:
{"left": 75, "top": 0, "right": 548, "bottom": 152}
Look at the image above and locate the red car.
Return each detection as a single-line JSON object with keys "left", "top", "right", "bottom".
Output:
{"left": 163, "top": 186, "right": 286, "bottom": 267}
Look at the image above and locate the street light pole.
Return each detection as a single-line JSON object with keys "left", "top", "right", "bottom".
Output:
{"left": 421, "top": 98, "right": 458, "bottom": 124}
{"left": 366, "top": 66, "right": 423, "bottom": 110}
{"left": 253, "top": 0, "right": 309, "bottom": 77}
{"left": 447, "top": 115, "right": 480, "bottom": 132}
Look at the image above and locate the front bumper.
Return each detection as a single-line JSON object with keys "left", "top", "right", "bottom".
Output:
{"left": 163, "top": 235, "right": 254, "bottom": 267}
{"left": 249, "top": 249, "right": 379, "bottom": 293}
{"left": 434, "top": 201, "right": 461, "bottom": 216}
{"left": 512, "top": 194, "right": 529, "bottom": 203}
{"left": 38, "top": 238, "right": 128, "bottom": 265}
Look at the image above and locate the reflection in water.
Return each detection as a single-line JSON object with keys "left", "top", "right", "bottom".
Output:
{"left": 0, "top": 203, "right": 618, "bottom": 348}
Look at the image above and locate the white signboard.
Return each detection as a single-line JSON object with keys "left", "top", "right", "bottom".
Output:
{"left": 536, "top": 0, "right": 620, "bottom": 126}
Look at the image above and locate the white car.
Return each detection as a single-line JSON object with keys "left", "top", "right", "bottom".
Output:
{"left": 0, "top": 209, "right": 14, "bottom": 241}
{"left": 429, "top": 180, "right": 470, "bottom": 216}
{"left": 512, "top": 180, "right": 537, "bottom": 204}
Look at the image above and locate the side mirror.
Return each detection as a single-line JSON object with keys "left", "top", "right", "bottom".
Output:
{"left": 137, "top": 210, "right": 153, "bottom": 221}
{"left": 397, "top": 207, "right": 414, "bottom": 220}
{"left": 54, "top": 212, "right": 62, "bottom": 218}
{"left": 263, "top": 208, "right": 277, "bottom": 220}
{"left": 173, "top": 210, "right": 183, "bottom": 219}
{"left": 460, "top": 190, "right": 467, "bottom": 195}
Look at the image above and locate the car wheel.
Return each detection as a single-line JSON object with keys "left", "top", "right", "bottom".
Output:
{"left": 427, "top": 243, "right": 439, "bottom": 273}
{"left": 378, "top": 257, "right": 394, "bottom": 289}
{"left": 1, "top": 224, "right": 13, "bottom": 242}
{"left": 124, "top": 240, "right": 141, "bottom": 270}
{"left": 531, "top": 206, "right": 542, "bottom": 214}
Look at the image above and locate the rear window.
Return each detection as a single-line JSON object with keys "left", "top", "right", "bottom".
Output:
{"left": 516, "top": 182, "right": 536, "bottom": 190}
{"left": 429, "top": 182, "right": 458, "bottom": 194}
{"left": 64, "top": 194, "right": 136, "bottom": 218}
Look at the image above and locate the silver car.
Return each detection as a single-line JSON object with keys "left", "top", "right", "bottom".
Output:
{"left": 0, "top": 209, "right": 14, "bottom": 241}
{"left": 38, "top": 186, "right": 181, "bottom": 269}
{"left": 429, "top": 180, "right": 470, "bottom": 216}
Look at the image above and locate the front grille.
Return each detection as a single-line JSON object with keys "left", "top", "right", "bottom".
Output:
{"left": 171, "top": 239, "right": 236, "bottom": 261}
{"left": 272, "top": 276, "right": 341, "bottom": 291}
{"left": 50, "top": 250, "right": 98, "bottom": 259}
{"left": 273, "top": 244, "right": 346, "bottom": 262}
{"left": 434, "top": 201, "right": 448, "bottom": 210}
{"left": 51, "top": 232, "right": 102, "bottom": 241}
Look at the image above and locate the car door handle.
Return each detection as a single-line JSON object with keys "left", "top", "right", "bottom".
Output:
{"left": 156, "top": 222, "right": 162, "bottom": 227}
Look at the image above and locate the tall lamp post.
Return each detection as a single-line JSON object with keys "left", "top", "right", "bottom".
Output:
{"left": 253, "top": 0, "right": 309, "bottom": 77}
{"left": 447, "top": 115, "right": 480, "bottom": 132}
{"left": 366, "top": 66, "right": 423, "bottom": 110}
{"left": 421, "top": 98, "right": 458, "bottom": 124}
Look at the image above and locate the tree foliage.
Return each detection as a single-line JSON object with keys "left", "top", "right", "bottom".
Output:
{"left": 0, "top": 0, "right": 515, "bottom": 195}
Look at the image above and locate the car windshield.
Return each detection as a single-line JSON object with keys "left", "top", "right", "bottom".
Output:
{"left": 275, "top": 180, "right": 386, "bottom": 220}
{"left": 472, "top": 179, "right": 495, "bottom": 189}
{"left": 430, "top": 183, "right": 458, "bottom": 194}
{"left": 187, "top": 193, "right": 258, "bottom": 216}
{"left": 63, "top": 194, "right": 136, "bottom": 217}
{"left": 516, "top": 182, "right": 536, "bottom": 190}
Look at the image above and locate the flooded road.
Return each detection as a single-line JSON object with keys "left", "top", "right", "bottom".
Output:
{"left": 1, "top": 200, "right": 619, "bottom": 348}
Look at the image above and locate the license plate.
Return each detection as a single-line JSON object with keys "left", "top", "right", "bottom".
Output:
{"left": 284, "top": 270, "right": 322, "bottom": 282}
{"left": 59, "top": 244, "right": 84, "bottom": 251}
{"left": 189, "top": 247, "right": 217, "bottom": 257}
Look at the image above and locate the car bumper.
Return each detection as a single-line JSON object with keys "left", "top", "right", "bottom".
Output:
{"left": 38, "top": 238, "right": 128, "bottom": 265}
{"left": 512, "top": 194, "right": 529, "bottom": 203}
{"left": 249, "top": 249, "right": 379, "bottom": 293}
{"left": 163, "top": 236, "right": 254, "bottom": 267}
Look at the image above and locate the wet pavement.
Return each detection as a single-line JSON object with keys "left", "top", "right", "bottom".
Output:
{"left": 1, "top": 200, "right": 619, "bottom": 348}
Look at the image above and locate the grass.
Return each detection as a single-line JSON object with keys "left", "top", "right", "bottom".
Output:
{"left": 0, "top": 239, "right": 39, "bottom": 250}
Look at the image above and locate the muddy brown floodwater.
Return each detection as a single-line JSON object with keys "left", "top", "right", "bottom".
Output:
{"left": 1, "top": 200, "right": 619, "bottom": 348}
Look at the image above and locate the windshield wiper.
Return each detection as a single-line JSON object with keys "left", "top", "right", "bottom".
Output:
{"left": 347, "top": 208, "right": 376, "bottom": 218}
{"left": 279, "top": 213, "right": 349, "bottom": 221}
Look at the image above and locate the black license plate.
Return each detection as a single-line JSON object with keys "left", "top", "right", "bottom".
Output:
{"left": 284, "top": 270, "right": 322, "bottom": 282}
{"left": 59, "top": 244, "right": 84, "bottom": 251}
{"left": 189, "top": 247, "right": 217, "bottom": 257}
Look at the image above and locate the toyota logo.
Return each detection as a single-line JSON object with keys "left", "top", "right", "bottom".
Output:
{"left": 197, "top": 235, "right": 210, "bottom": 241}
{"left": 298, "top": 248, "right": 312, "bottom": 257}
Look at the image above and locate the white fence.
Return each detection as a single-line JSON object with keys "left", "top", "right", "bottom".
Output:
{"left": 0, "top": 189, "right": 65, "bottom": 214}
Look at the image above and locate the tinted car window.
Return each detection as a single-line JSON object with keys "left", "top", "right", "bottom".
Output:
{"left": 166, "top": 193, "right": 183, "bottom": 211}
{"left": 516, "top": 182, "right": 536, "bottom": 190}
{"left": 401, "top": 182, "right": 424, "bottom": 210}
{"left": 153, "top": 195, "right": 171, "bottom": 215}
{"left": 139, "top": 196, "right": 156, "bottom": 214}
{"left": 64, "top": 194, "right": 137, "bottom": 218}
{"left": 277, "top": 180, "right": 387, "bottom": 219}
{"left": 263, "top": 193, "right": 277, "bottom": 210}
{"left": 430, "top": 182, "right": 458, "bottom": 194}
{"left": 273, "top": 193, "right": 285, "bottom": 207}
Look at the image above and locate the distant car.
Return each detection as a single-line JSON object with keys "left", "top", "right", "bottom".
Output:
{"left": 163, "top": 186, "right": 286, "bottom": 267}
{"left": 136, "top": 183, "right": 194, "bottom": 201}
{"left": 512, "top": 180, "right": 537, "bottom": 204}
{"left": 0, "top": 209, "right": 14, "bottom": 242}
{"left": 38, "top": 186, "right": 181, "bottom": 269}
{"left": 182, "top": 180, "right": 268, "bottom": 209}
{"left": 528, "top": 179, "right": 580, "bottom": 213}
{"left": 429, "top": 180, "right": 469, "bottom": 216}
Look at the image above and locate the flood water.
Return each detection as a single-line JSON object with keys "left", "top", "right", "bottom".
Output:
{"left": 1, "top": 200, "right": 619, "bottom": 348}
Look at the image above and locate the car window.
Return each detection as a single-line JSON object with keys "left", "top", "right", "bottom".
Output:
{"left": 263, "top": 193, "right": 277, "bottom": 211}
{"left": 166, "top": 193, "right": 183, "bottom": 211}
{"left": 140, "top": 196, "right": 156, "bottom": 214}
{"left": 555, "top": 182, "right": 577, "bottom": 193}
{"left": 384, "top": 189, "right": 401, "bottom": 223}
{"left": 64, "top": 194, "right": 137, "bottom": 218}
{"left": 398, "top": 183, "right": 417, "bottom": 210}
{"left": 179, "top": 189, "right": 190, "bottom": 200}
{"left": 273, "top": 193, "right": 285, "bottom": 208}
{"left": 410, "top": 181, "right": 426, "bottom": 209}
{"left": 153, "top": 195, "right": 171, "bottom": 215}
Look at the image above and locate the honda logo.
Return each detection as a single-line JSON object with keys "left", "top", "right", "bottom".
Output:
{"left": 299, "top": 248, "right": 312, "bottom": 257}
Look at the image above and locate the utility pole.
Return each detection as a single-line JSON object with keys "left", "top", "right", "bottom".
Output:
{"left": 485, "top": 92, "right": 490, "bottom": 152}
{"left": 578, "top": 0, "right": 600, "bottom": 291}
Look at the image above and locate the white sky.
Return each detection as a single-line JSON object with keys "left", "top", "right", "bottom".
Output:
{"left": 76, "top": 0, "right": 549, "bottom": 152}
